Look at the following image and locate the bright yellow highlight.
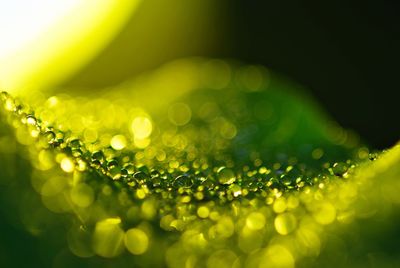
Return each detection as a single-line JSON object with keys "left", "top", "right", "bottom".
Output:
{"left": 197, "top": 206, "right": 210, "bottom": 218}
{"left": 131, "top": 116, "right": 153, "bottom": 139}
{"left": 92, "top": 218, "right": 125, "bottom": 258}
{"left": 60, "top": 157, "right": 74, "bottom": 173}
{"left": 124, "top": 228, "right": 149, "bottom": 255}
{"left": 136, "top": 189, "right": 147, "bottom": 199}
{"left": 273, "top": 197, "right": 287, "bottom": 213}
{"left": 111, "top": 134, "right": 127, "bottom": 150}
{"left": 134, "top": 137, "right": 151, "bottom": 149}
{"left": 0, "top": 0, "right": 141, "bottom": 92}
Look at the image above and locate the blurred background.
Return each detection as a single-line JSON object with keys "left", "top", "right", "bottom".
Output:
{"left": 1, "top": 0, "right": 399, "bottom": 146}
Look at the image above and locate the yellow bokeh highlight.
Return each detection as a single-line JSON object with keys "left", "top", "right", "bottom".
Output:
{"left": 274, "top": 212, "right": 297, "bottom": 235}
{"left": 134, "top": 137, "right": 151, "bottom": 149}
{"left": 124, "top": 228, "right": 149, "bottom": 255}
{"left": 92, "top": 218, "right": 125, "bottom": 258}
{"left": 197, "top": 206, "right": 210, "bottom": 218}
{"left": 273, "top": 197, "right": 287, "bottom": 213}
{"left": 312, "top": 201, "right": 336, "bottom": 225}
{"left": 246, "top": 212, "right": 266, "bottom": 231}
{"left": 260, "top": 244, "right": 295, "bottom": 268}
{"left": 131, "top": 116, "right": 153, "bottom": 139}
{"left": 41, "top": 176, "right": 67, "bottom": 197}
{"left": 70, "top": 183, "right": 95, "bottom": 208}
{"left": 110, "top": 134, "right": 127, "bottom": 150}
{"left": 60, "top": 157, "right": 74, "bottom": 173}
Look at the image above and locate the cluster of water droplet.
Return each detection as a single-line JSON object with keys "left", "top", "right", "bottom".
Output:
{"left": 0, "top": 59, "right": 383, "bottom": 268}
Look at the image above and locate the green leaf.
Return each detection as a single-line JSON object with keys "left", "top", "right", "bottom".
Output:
{"left": 0, "top": 59, "right": 397, "bottom": 267}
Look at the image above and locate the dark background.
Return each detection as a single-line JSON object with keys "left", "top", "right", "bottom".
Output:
{"left": 66, "top": 0, "right": 400, "bottom": 149}
{"left": 229, "top": 0, "right": 400, "bottom": 149}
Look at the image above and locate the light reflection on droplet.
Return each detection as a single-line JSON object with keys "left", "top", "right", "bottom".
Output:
{"left": 218, "top": 167, "right": 236, "bottom": 185}
{"left": 110, "top": 134, "right": 127, "bottom": 150}
{"left": 60, "top": 157, "right": 74, "bottom": 173}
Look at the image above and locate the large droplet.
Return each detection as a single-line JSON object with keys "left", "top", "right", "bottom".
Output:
{"left": 332, "top": 162, "right": 348, "bottom": 177}
{"left": 92, "top": 151, "right": 105, "bottom": 163}
{"left": 218, "top": 167, "right": 236, "bottom": 185}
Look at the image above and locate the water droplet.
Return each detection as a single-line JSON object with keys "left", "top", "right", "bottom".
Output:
{"left": 72, "top": 148, "right": 83, "bottom": 157}
{"left": 151, "top": 177, "right": 162, "bottom": 188}
{"left": 332, "top": 162, "right": 348, "bottom": 177}
{"left": 120, "top": 168, "right": 128, "bottom": 177}
{"left": 133, "top": 171, "right": 149, "bottom": 184}
{"left": 0, "top": 91, "right": 9, "bottom": 101}
{"left": 218, "top": 167, "right": 236, "bottom": 185}
{"left": 43, "top": 130, "right": 56, "bottom": 143}
{"left": 92, "top": 151, "right": 105, "bottom": 163}
{"left": 230, "top": 184, "right": 242, "bottom": 197}
{"left": 173, "top": 175, "right": 193, "bottom": 188}
{"left": 107, "top": 159, "right": 119, "bottom": 169}
{"left": 69, "top": 138, "right": 81, "bottom": 149}
{"left": 4, "top": 98, "right": 16, "bottom": 111}
{"left": 26, "top": 115, "right": 37, "bottom": 125}
{"left": 123, "top": 163, "right": 135, "bottom": 174}
{"left": 369, "top": 153, "right": 378, "bottom": 161}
